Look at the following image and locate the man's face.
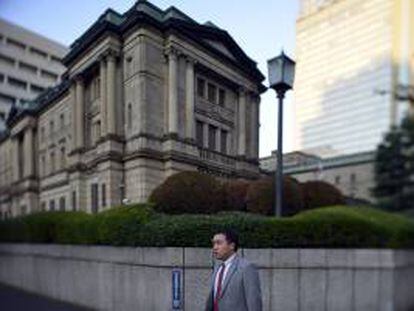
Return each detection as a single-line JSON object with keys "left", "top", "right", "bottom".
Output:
{"left": 212, "top": 233, "right": 235, "bottom": 261}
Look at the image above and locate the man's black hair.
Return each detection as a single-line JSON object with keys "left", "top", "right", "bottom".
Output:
{"left": 215, "top": 228, "right": 240, "bottom": 252}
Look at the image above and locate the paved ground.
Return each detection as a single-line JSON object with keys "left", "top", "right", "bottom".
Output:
{"left": 0, "top": 283, "right": 94, "bottom": 311}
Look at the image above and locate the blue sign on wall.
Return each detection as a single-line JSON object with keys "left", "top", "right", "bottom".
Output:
{"left": 172, "top": 268, "right": 182, "bottom": 310}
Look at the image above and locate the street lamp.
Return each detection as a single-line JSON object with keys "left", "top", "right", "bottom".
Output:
{"left": 267, "top": 51, "right": 295, "bottom": 217}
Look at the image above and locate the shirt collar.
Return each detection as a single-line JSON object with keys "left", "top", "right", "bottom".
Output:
{"left": 223, "top": 253, "right": 237, "bottom": 267}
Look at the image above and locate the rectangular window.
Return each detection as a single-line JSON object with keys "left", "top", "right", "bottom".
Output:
{"left": 6, "top": 38, "right": 26, "bottom": 50}
{"left": 197, "top": 78, "right": 205, "bottom": 98}
{"left": 41, "top": 202, "right": 46, "bottom": 212}
{"left": 102, "top": 184, "right": 106, "bottom": 207}
{"left": 0, "top": 93, "right": 15, "bottom": 105}
{"left": 50, "top": 55, "right": 61, "bottom": 63}
{"left": 49, "top": 120, "right": 54, "bottom": 135}
{"left": 0, "top": 53, "right": 15, "bottom": 66}
{"left": 30, "top": 84, "right": 44, "bottom": 94}
{"left": 59, "top": 197, "right": 66, "bottom": 211}
{"left": 0, "top": 73, "right": 4, "bottom": 83}
{"left": 30, "top": 47, "right": 47, "bottom": 58}
{"left": 41, "top": 70, "right": 58, "bottom": 81}
{"left": 60, "top": 146, "right": 66, "bottom": 168}
{"left": 60, "top": 113, "right": 65, "bottom": 128}
{"left": 220, "top": 130, "right": 227, "bottom": 154}
{"left": 196, "top": 120, "right": 204, "bottom": 147}
{"left": 49, "top": 200, "right": 55, "bottom": 212}
{"left": 91, "top": 183, "right": 99, "bottom": 214}
{"left": 50, "top": 151, "right": 55, "bottom": 173}
{"left": 19, "top": 62, "right": 37, "bottom": 74}
{"left": 8, "top": 77, "right": 27, "bottom": 90}
{"left": 218, "top": 89, "right": 225, "bottom": 107}
{"left": 72, "top": 191, "right": 77, "bottom": 211}
{"left": 207, "top": 83, "right": 216, "bottom": 104}
{"left": 208, "top": 125, "right": 217, "bottom": 150}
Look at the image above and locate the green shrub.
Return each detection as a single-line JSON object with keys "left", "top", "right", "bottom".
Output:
{"left": 301, "top": 181, "right": 345, "bottom": 210}
{"left": 1, "top": 206, "right": 413, "bottom": 249}
{"left": 95, "top": 203, "right": 154, "bottom": 245}
{"left": 245, "top": 176, "right": 304, "bottom": 216}
{"left": 149, "top": 171, "right": 224, "bottom": 214}
{"left": 222, "top": 179, "right": 251, "bottom": 212}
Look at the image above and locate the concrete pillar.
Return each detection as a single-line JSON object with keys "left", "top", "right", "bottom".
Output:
{"left": 75, "top": 76, "right": 85, "bottom": 149}
{"left": 23, "top": 128, "right": 33, "bottom": 177}
{"left": 70, "top": 83, "right": 77, "bottom": 151}
{"left": 100, "top": 57, "right": 107, "bottom": 137}
{"left": 185, "top": 57, "right": 195, "bottom": 140}
{"left": 238, "top": 88, "right": 246, "bottom": 155}
{"left": 168, "top": 50, "right": 178, "bottom": 134}
{"left": 107, "top": 53, "right": 117, "bottom": 135}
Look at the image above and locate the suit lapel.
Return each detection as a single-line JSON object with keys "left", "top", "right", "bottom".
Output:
{"left": 219, "top": 255, "right": 239, "bottom": 298}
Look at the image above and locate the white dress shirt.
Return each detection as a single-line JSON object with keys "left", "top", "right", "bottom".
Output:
{"left": 214, "top": 253, "right": 237, "bottom": 297}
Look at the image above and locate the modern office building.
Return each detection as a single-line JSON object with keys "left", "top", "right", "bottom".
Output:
{"left": 0, "top": 1, "right": 265, "bottom": 218}
{"left": 0, "top": 18, "right": 68, "bottom": 130}
{"left": 294, "top": 0, "right": 414, "bottom": 155}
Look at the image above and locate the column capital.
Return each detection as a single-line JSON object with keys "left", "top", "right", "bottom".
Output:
{"left": 103, "top": 49, "right": 119, "bottom": 61}
{"left": 185, "top": 54, "right": 197, "bottom": 65}
{"left": 164, "top": 46, "right": 181, "bottom": 60}
{"left": 98, "top": 54, "right": 107, "bottom": 63}
{"left": 72, "top": 73, "right": 85, "bottom": 84}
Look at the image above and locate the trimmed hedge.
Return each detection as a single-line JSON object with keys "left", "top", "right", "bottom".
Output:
{"left": 245, "top": 176, "right": 304, "bottom": 216}
{"left": 302, "top": 181, "right": 345, "bottom": 210}
{"left": 149, "top": 171, "right": 224, "bottom": 214}
{"left": 0, "top": 205, "right": 413, "bottom": 249}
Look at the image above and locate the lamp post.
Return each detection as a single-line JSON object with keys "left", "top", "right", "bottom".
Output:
{"left": 267, "top": 51, "right": 295, "bottom": 217}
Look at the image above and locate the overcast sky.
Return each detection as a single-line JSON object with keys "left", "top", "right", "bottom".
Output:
{"left": 0, "top": 0, "right": 299, "bottom": 157}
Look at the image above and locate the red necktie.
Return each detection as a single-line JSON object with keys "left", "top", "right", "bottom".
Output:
{"left": 213, "top": 264, "right": 225, "bottom": 311}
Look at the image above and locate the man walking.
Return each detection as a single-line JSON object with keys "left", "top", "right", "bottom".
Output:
{"left": 205, "top": 229, "right": 262, "bottom": 311}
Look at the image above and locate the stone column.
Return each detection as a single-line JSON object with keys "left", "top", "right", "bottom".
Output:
{"left": 185, "top": 57, "right": 195, "bottom": 140}
{"left": 100, "top": 56, "right": 107, "bottom": 137}
{"left": 216, "top": 127, "right": 221, "bottom": 153}
{"left": 23, "top": 128, "right": 33, "bottom": 177}
{"left": 12, "top": 138, "right": 19, "bottom": 182}
{"left": 250, "top": 95, "right": 259, "bottom": 159}
{"left": 70, "top": 83, "right": 77, "bottom": 150}
{"left": 107, "top": 53, "right": 117, "bottom": 135}
{"left": 168, "top": 49, "right": 178, "bottom": 135}
{"left": 75, "top": 76, "right": 85, "bottom": 149}
{"left": 238, "top": 88, "right": 246, "bottom": 156}
{"left": 203, "top": 122, "right": 209, "bottom": 148}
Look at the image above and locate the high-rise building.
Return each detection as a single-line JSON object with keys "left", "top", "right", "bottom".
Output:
{"left": 294, "top": 0, "right": 414, "bottom": 156}
{"left": 0, "top": 18, "right": 68, "bottom": 130}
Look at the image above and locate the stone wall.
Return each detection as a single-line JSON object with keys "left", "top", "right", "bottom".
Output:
{"left": 0, "top": 244, "right": 413, "bottom": 311}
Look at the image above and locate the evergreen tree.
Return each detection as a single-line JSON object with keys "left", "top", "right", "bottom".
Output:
{"left": 373, "top": 115, "right": 414, "bottom": 210}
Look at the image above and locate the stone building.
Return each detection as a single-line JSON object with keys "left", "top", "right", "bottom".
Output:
{"left": 0, "top": 1, "right": 265, "bottom": 218}
{"left": 0, "top": 18, "right": 67, "bottom": 130}
{"left": 260, "top": 150, "right": 376, "bottom": 202}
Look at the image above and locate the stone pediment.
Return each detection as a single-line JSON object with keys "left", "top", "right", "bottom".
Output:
{"left": 202, "top": 39, "right": 237, "bottom": 61}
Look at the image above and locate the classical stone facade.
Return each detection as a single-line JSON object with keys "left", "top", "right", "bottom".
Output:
{"left": 0, "top": 1, "right": 265, "bottom": 218}
{"left": 260, "top": 150, "right": 375, "bottom": 202}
